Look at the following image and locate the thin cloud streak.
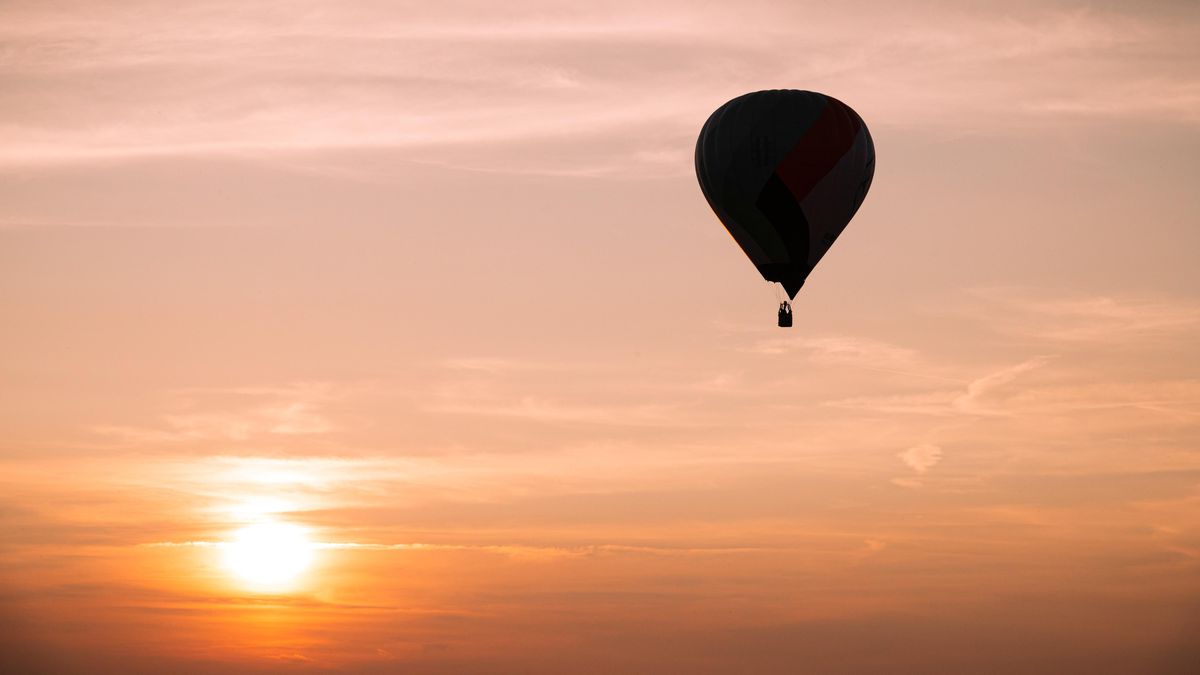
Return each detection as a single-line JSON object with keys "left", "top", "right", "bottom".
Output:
{"left": 90, "top": 383, "right": 340, "bottom": 445}
{"left": 2, "top": 1, "right": 1197, "bottom": 171}
{"left": 147, "top": 540, "right": 789, "bottom": 558}
{"left": 952, "top": 357, "right": 1054, "bottom": 415}
{"left": 824, "top": 357, "right": 1053, "bottom": 417}
{"left": 963, "top": 289, "right": 1200, "bottom": 342}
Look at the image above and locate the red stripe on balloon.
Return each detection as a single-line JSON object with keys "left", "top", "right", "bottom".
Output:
{"left": 773, "top": 98, "right": 861, "bottom": 202}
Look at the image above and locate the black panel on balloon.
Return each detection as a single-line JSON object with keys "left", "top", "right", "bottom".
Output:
{"left": 755, "top": 173, "right": 809, "bottom": 269}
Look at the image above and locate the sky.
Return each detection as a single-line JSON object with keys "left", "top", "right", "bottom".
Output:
{"left": 1, "top": 0, "right": 1199, "bottom": 672}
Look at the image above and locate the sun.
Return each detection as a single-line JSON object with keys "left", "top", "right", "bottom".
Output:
{"left": 222, "top": 522, "right": 314, "bottom": 589}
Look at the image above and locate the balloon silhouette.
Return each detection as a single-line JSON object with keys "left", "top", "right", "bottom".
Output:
{"left": 696, "top": 90, "right": 875, "bottom": 299}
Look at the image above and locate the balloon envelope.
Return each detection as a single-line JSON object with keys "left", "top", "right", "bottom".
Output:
{"left": 695, "top": 90, "right": 875, "bottom": 298}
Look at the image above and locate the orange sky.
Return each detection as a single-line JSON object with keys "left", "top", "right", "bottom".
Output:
{"left": 2, "top": 1, "right": 1199, "bottom": 673}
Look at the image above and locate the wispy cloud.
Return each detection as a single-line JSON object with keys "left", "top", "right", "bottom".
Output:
{"left": 1, "top": 1, "right": 1196, "bottom": 172}
{"left": 91, "top": 383, "right": 339, "bottom": 446}
{"left": 428, "top": 395, "right": 683, "bottom": 426}
{"left": 898, "top": 443, "right": 943, "bottom": 474}
{"left": 952, "top": 357, "right": 1054, "bottom": 415}
{"left": 146, "top": 539, "right": 784, "bottom": 560}
{"left": 825, "top": 357, "right": 1052, "bottom": 417}
{"left": 749, "top": 335, "right": 917, "bottom": 364}
{"left": 965, "top": 289, "right": 1200, "bottom": 342}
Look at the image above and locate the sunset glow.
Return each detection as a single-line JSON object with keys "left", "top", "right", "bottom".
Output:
{"left": 1, "top": 0, "right": 1198, "bottom": 673}
{"left": 221, "top": 522, "right": 314, "bottom": 590}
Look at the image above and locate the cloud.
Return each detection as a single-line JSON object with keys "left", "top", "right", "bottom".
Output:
{"left": 826, "top": 390, "right": 962, "bottom": 416}
{"left": 428, "top": 395, "right": 683, "bottom": 426}
{"left": 693, "top": 370, "right": 744, "bottom": 392}
{"left": 747, "top": 335, "right": 942, "bottom": 384}
{"left": 1024, "top": 80, "right": 1200, "bottom": 123}
{"left": 750, "top": 335, "right": 916, "bottom": 364}
{"left": 1, "top": 1, "right": 1196, "bottom": 172}
{"left": 825, "top": 357, "right": 1052, "bottom": 417}
{"left": 91, "top": 383, "right": 339, "bottom": 446}
{"left": 146, "top": 539, "right": 785, "bottom": 561}
{"left": 898, "top": 444, "right": 943, "bottom": 474}
{"left": 427, "top": 359, "right": 696, "bottom": 427}
{"left": 968, "top": 377, "right": 1200, "bottom": 422}
{"left": 966, "top": 289, "right": 1200, "bottom": 342}
{"left": 952, "top": 357, "right": 1054, "bottom": 415}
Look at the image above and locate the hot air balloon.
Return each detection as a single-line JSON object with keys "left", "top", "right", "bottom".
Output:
{"left": 695, "top": 90, "right": 875, "bottom": 326}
